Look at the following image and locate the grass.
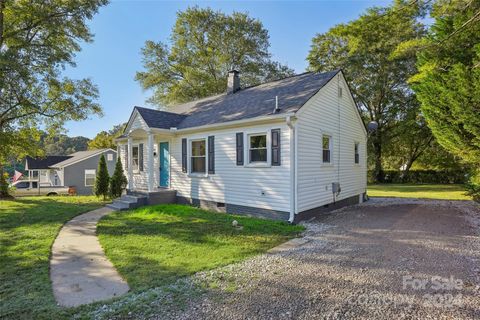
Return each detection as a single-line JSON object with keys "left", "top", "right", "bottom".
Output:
{"left": 0, "top": 196, "right": 107, "bottom": 320}
{"left": 0, "top": 199, "right": 302, "bottom": 319}
{"left": 367, "top": 184, "right": 471, "bottom": 200}
{"left": 97, "top": 204, "right": 304, "bottom": 291}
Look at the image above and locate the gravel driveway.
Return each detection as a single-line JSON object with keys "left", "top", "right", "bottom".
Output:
{"left": 159, "top": 198, "right": 480, "bottom": 320}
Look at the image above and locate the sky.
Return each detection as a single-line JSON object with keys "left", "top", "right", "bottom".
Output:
{"left": 64, "top": 0, "right": 390, "bottom": 138}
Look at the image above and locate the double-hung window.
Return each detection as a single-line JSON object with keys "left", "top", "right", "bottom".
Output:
{"left": 322, "top": 135, "right": 332, "bottom": 163}
{"left": 354, "top": 142, "right": 360, "bottom": 164}
{"left": 191, "top": 139, "right": 206, "bottom": 174}
{"left": 85, "top": 169, "right": 96, "bottom": 187}
{"left": 249, "top": 134, "right": 267, "bottom": 163}
{"left": 132, "top": 145, "right": 139, "bottom": 172}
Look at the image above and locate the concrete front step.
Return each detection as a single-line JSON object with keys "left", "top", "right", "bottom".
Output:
{"left": 106, "top": 202, "right": 129, "bottom": 211}
{"left": 107, "top": 194, "right": 149, "bottom": 211}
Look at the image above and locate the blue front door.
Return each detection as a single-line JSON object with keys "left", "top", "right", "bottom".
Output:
{"left": 159, "top": 142, "right": 170, "bottom": 187}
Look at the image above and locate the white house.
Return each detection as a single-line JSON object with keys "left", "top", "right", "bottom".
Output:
{"left": 113, "top": 70, "right": 367, "bottom": 222}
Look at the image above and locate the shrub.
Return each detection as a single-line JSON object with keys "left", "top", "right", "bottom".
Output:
{"left": 0, "top": 171, "right": 9, "bottom": 198}
{"left": 95, "top": 154, "right": 110, "bottom": 200}
{"left": 465, "top": 170, "right": 480, "bottom": 202}
{"left": 109, "top": 157, "right": 127, "bottom": 198}
{"left": 368, "top": 170, "right": 468, "bottom": 184}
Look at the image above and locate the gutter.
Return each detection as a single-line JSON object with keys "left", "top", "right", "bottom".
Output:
{"left": 286, "top": 115, "right": 296, "bottom": 223}
{"left": 116, "top": 112, "right": 295, "bottom": 141}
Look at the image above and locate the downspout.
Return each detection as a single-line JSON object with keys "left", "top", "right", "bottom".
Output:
{"left": 286, "top": 115, "right": 296, "bottom": 223}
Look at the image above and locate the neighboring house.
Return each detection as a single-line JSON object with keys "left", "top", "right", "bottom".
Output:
{"left": 115, "top": 70, "right": 367, "bottom": 222}
{"left": 25, "top": 149, "right": 117, "bottom": 195}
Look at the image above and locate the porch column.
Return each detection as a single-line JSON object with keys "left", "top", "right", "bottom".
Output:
{"left": 127, "top": 137, "right": 133, "bottom": 190}
{"left": 147, "top": 131, "right": 154, "bottom": 192}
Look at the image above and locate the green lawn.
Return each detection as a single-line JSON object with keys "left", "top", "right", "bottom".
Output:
{"left": 0, "top": 196, "right": 107, "bottom": 320}
{"left": 97, "top": 204, "right": 304, "bottom": 291}
{"left": 367, "top": 184, "right": 471, "bottom": 200}
{"left": 1, "top": 198, "right": 302, "bottom": 319}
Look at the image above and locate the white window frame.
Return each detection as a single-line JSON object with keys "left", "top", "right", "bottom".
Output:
{"left": 354, "top": 142, "right": 360, "bottom": 165}
{"left": 244, "top": 130, "right": 271, "bottom": 167}
{"left": 107, "top": 153, "right": 114, "bottom": 161}
{"left": 322, "top": 134, "right": 333, "bottom": 164}
{"left": 247, "top": 133, "right": 268, "bottom": 164}
{"left": 189, "top": 138, "right": 207, "bottom": 176}
{"left": 131, "top": 144, "right": 140, "bottom": 173}
{"left": 85, "top": 169, "right": 96, "bottom": 187}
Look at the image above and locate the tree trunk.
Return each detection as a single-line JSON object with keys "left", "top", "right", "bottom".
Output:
{"left": 0, "top": 163, "right": 9, "bottom": 198}
{"left": 372, "top": 136, "right": 384, "bottom": 183}
{"left": 401, "top": 158, "right": 414, "bottom": 183}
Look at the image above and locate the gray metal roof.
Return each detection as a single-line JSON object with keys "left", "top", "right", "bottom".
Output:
{"left": 131, "top": 71, "right": 339, "bottom": 130}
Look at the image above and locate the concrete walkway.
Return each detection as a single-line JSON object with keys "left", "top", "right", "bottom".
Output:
{"left": 50, "top": 207, "right": 129, "bottom": 307}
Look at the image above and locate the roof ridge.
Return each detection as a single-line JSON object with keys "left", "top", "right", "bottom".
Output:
{"left": 134, "top": 105, "right": 187, "bottom": 116}
{"left": 172, "top": 70, "right": 338, "bottom": 108}
{"left": 238, "top": 71, "right": 315, "bottom": 92}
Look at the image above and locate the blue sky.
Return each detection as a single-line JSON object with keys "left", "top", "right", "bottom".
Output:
{"left": 64, "top": 0, "right": 389, "bottom": 138}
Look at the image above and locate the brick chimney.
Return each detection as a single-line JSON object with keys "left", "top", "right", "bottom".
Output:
{"left": 227, "top": 70, "right": 240, "bottom": 94}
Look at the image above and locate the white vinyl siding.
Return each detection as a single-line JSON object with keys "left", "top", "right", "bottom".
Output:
{"left": 171, "top": 122, "right": 291, "bottom": 213}
{"left": 296, "top": 73, "right": 367, "bottom": 213}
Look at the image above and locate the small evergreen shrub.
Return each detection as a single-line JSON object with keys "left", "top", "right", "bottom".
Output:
{"left": 95, "top": 154, "right": 110, "bottom": 200}
{"left": 109, "top": 157, "right": 127, "bottom": 198}
{"left": 465, "top": 170, "right": 480, "bottom": 202}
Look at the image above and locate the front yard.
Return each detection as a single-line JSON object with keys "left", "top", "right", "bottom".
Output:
{"left": 97, "top": 204, "right": 304, "bottom": 290}
{"left": 0, "top": 198, "right": 302, "bottom": 319}
{"left": 368, "top": 184, "right": 471, "bottom": 200}
{"left": 0, "top": 196, "right": 107, "bottom": 319}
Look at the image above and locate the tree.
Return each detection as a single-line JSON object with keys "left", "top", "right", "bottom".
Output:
{"left": 42, "top": 133, "right": 90, "bottom": 155}
{"left": 307, "top": 0, "right": 427, "bottom": 182}
{"left": 136, "top": 7, "right": 294, "bottom": 107}
{"left": 0, "top": 0, "right": 107, "bottom": 196}
{"left": 94, "top": 155, "right": 109, "bottom": 200}
{"left": 410, "top": 0, "right": 480, "bottom": 169}
{"left": 382, "top": 101, "right": 434, "bottom": 175}
{"left": 109, "top": 157, "right": 127, "bottom": 198}
{"left": 88, "top": 123, "right": 126, "bottom": 150}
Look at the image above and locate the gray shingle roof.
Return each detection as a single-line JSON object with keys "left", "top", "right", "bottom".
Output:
{"left": 132, "top": 70, "right": 339, "bottom": 130}
{"left": 52, "top": 149, "right": 114, "bottom": 168}
{"left": 134, "top": 107, "right": 187, "bottom": 129}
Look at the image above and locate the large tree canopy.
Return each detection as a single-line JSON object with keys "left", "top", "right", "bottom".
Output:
{"left": 307, "top": 0, "right": 427, "bottom": 182}
{"left": 136, "top": 7, "right": 294, "bottom": 107}
{"left": 88, "top": 123, "right": 125, "bottom": 150}
{"left": 410, "top": 0, "right": 480, "bottom": 167}
{"left": 0, "top": 0, "right": 107, "bottom": 165}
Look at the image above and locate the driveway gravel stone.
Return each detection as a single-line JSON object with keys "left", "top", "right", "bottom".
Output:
{"left": 161, "top": 198, "right": 480, "bottom": 320}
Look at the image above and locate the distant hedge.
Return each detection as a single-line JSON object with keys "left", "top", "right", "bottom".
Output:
{"left": 368, "top": 170, "right": 468, "bottom": 184}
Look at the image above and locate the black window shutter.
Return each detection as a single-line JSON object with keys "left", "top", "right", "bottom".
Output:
{"left": 236, "top": 132, "right": 244, "bottom": 165}
{"left": 139, "top": 143, "right": 144, "bottom": 171}
{"left": 208, "top": 136, "right": 215, "bottom": 174}
{"left": 181, "top": 138, "right": 187, "bottom": 173}
{"left": 271, "top": 129, "right": 281, "bottom": 166}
